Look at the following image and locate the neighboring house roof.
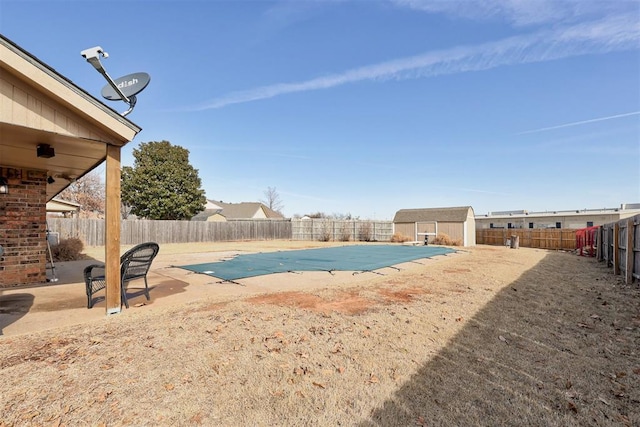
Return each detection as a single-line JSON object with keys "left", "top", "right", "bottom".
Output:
{"left": 393, "top": 206, "right": 474, "bottom": 223}
{"left": 219, "top": 202, "right": 281, "bottom": 219}
{"left": 263, "top": 206, "right": 284, "bottom": 219}
{"left": 191, "top": 209, "right": 220, "bottom": 221}
{"left": 204, "top": 200, "right": 223, "bottom": 210}
{"left": 46, "top": 198, "right": 81, "bottom": 213}
{"left": 192, "top": 201, "right": 284, "bottom": 221}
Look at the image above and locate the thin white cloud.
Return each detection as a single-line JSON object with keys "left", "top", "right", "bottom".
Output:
{"left": 189, "top": 13, "right": 639, "bottom": 111}
{"left": 391, "top": 0, "right": 634, "bottom": 27}
{"left": 253, "top": 1, "right": 339, "bottom": 43}
{"left": 393, "top": 0, "right": 566, "bottom": 26}
{"left": 517, "top": 111, "right": 640, "bottom": 135}
{"left": 263, "top": 0, "right": 335, "bottom": 27}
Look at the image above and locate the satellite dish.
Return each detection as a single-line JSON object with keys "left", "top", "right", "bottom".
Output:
{"left": 81, "top": 46, "right": 150, "bottom": 116}
{"left": 101, "top": 72, "right": 151, "bottom": 101}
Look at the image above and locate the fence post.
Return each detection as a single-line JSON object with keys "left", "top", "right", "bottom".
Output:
{"left": 596, "top": 226, "right": 603, "bottom": 261}
{"left": 559, "top": 230, "right": 563, "bottom": 250}
{"left": 613, "top": 222, "right": 620, "bottom": 276}
{"left": 626, "top": 218, "right": 634, "bottom": 284}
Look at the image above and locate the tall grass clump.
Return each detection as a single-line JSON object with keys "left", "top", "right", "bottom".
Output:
{"left": 432, "top": 233, "right": 462, "bottom": 246}
{"left": 390, "top": 232, "right": 412, "bottom": 243}
{"left": 51, "top": 237, "right": 85, "bottom": 261}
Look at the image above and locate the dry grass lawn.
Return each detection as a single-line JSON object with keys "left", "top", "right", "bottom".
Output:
{"left": 1, "top": 244, "right": 638, "bottom": 426}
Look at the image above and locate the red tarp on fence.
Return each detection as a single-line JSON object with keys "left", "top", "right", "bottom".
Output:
{"left": 576, "top": 225, "right": 599, "bottom": 257}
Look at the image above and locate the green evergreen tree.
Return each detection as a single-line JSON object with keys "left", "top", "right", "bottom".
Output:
{"left": 121, "top": 140, "right": 206, "bottom": 220}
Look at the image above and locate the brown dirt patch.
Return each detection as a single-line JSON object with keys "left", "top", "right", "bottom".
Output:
{"left": 377, "top": 286, "right": 429, "bottom": 303}
{"left": 247, "top": 290, "right": 374, "bottom": 315}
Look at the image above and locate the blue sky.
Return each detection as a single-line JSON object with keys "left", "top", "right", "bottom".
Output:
{"left": 1, "top": 0, "right": 639, "bottom": 219}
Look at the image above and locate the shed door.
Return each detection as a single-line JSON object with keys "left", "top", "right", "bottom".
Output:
{"left": 416, "top": 222, "right": 437, "bottom": 240}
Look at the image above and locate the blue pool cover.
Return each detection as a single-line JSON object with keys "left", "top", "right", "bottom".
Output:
{"left": 179, "top": 244, "right": 456, "bottom": 281}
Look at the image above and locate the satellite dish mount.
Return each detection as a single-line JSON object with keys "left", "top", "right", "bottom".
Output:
{"left": 80, "top": 46, "right": 150, "bottom": 117}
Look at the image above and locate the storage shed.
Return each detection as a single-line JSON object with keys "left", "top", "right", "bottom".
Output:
{"left": 393, "top": 206, "right": 476, "bottom": 246}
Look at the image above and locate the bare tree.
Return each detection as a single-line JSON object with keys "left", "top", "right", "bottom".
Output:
{"left": 121, "top": 203, "right": 133, "bottom": 219}
{"left": 330, "top": 212, "right": 354, "bottom": 220}
{"left": 358, "top": 221, "right": 373, "bottom": 242}
{"left": 261, "top": 186, "right": 284, "bottom": 214}
{"left": 57, "top": 170, "right": 105, "bottom": 218}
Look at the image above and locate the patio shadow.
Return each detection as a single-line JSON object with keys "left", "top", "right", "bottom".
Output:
{"left": 84, "top": 278, "right": 190, "bottom": 310}
{"left": 0, "top": 293, "right": 34, "bottom": 335}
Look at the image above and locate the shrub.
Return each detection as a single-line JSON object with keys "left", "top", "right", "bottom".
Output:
{"left": 358, "top": 221, "right": 373, "bottom": 242}
{"left": 390, "top": 232, "right": 412, "bottom": 243}
{"left": 339, "top": 222, "right": 352, "bottom": 242}
{"left": 51, "top": 237, "right": 85, "bottom": 261}
{"left": 318, "top": 221, "right": 332, "bottom": 242}
{"left": 318, "top": 232, "right": 332, "bottom": 242}
{"left": 431, "top": 233, "right": 462, "bottom": 246}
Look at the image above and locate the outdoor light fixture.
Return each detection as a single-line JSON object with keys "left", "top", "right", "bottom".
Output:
{"left": 37, "top": 144, "right": 55, "bottom": 158}
{"left": 47, "top": 176, "right": 55, "bottom": 184}
{"left": 0, "top": 177, "right": 8, "bottom": 194}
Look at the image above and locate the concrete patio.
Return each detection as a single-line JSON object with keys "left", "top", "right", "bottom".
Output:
{"left": 0, "top": 249, "right": 234, "bottom": 336}
{"left": 0, "top": 241, "right": 394, "bottom": 337}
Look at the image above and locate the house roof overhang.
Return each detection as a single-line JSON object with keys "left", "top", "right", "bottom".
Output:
{"left": 0, "top": 35, "right": 142, "bottom": 200}
{"left": 46, "top": 198, "right": 81, "bottom": 213}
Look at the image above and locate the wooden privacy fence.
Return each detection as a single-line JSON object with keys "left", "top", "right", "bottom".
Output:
{"left": 47, "top": 218, "right": 394, "bottom": 246}
{"left": 47, "top": 218, "right": 292, "bottom": 246}
{"left": 476, "top": 228, "right": 577, "bottom": 251}
{"left": 597, "top": 214, "right": 639, "bottom": 284}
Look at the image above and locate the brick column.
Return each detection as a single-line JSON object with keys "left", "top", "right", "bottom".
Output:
{"left": 0, "top": 168, "right": 47, "bottom": 287}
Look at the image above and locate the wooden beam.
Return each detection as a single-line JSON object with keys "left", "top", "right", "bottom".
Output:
{"left": 613, "top": 222, "right": 620, "bottom": 276}
{"left": 105, "top": 144, "right": 121, "bottom": 314}
{"left": 596, "top": 226, "right": 603, "bottom": 261}
{"left": 626, "top": 218, "right": 634, "bottom": 284}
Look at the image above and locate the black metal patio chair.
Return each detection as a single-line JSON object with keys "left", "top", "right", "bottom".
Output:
{"left": 84, "top": 242, "right": 160, "bottom": 309}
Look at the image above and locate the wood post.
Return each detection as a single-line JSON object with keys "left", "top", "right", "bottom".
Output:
{"left": 626, "top": 218, "right": 634, "bottom": 283}
{"left": 613, "top": 222, "right": 620, "bottom": 276}
{"left": 105, "top": 145, "right": 122, "bottom": 315}
{"left": 596, "top": 226, "right": 603, "bottom": 261}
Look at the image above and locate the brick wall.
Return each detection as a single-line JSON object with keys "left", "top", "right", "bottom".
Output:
{"left": 0, "top": 167, "right": 48, "bottom": 287}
